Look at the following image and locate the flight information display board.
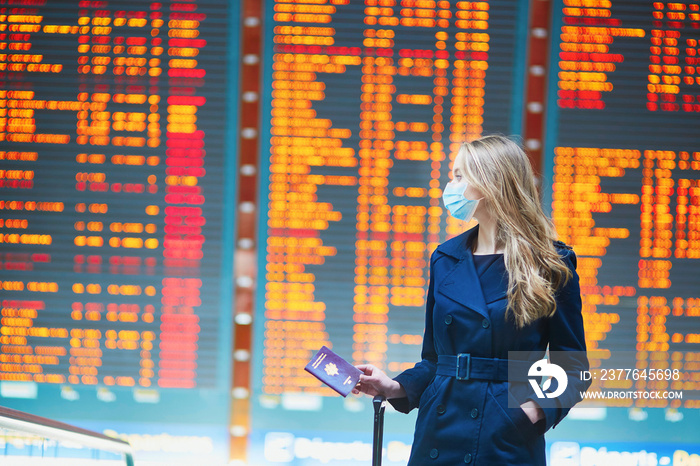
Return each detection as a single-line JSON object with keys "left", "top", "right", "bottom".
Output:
{"left": 0, "top": 0, "right": 234, "bottom": 445}
{"left": 252, "top": 0, "right": 528, "bottom": 462}
{"left": 543, "top": 0, "right": 700, "bottom": 414}
{"left": 252, "top": 1, "right": 700, "bottom": 463}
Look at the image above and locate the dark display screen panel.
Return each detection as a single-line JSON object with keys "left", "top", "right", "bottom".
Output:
{"left": 541, "top": 0, "right": 700, "bottom": 451}
{"left": 0, "top": 2, "right": 235, "bottom": 461}
{"left": 544, "top": 0, "right": 700, "bottom": 407}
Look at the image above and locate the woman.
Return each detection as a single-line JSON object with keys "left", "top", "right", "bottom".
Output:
{"left": 353, "top": 135, "right": 590, "bottom": 465}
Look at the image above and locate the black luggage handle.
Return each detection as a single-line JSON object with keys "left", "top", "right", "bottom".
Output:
{"left": 372, "top": 395, "right": 386, "bottom": 466}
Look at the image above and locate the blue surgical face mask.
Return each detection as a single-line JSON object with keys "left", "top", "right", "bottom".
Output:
{"left": 442, "top": 182, "right": 480, "bottom": 222}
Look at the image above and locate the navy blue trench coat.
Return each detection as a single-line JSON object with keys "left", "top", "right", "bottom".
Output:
{"left": 389, "top": 226, "right": 590, "bottom": 465}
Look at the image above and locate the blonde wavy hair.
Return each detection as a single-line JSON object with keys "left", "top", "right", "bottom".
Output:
{"left": 456, "top": 135, "right": 572, "bottom": 327}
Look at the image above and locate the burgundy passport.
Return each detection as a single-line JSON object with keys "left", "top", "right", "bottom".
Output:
{"left": 304, "top": 346, "right": 362, "bottom": 397}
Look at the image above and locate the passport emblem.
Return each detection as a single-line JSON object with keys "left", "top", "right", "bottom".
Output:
{"left": 324, "top": 363, "right": 339, "bottom": 376}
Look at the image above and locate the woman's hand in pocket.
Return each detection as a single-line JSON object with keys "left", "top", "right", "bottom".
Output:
{"left": 519, "top": 400, "right": 544, "bottom": 424}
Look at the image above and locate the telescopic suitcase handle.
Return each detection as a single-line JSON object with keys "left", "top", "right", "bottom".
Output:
{"left": 372, "top": 395, "right": 386, "bottom": 466}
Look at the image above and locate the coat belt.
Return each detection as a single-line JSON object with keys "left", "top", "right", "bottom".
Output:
{"left": 436, "top": 354, "right": 532, "bottom": 381}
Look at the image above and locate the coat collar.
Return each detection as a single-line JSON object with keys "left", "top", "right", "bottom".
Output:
{"left": 435, "top": 226, "right": 489, "bottom": 318}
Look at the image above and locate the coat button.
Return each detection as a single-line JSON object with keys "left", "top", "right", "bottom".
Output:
{"left": 471, "top": 408, "right": 479, "bottom": 418}
{"left": 444, "top": 315, "right": 453, "bottom": 325}
{"left": 481, "top": 319, "right": 490, "bottom": 329}
{"left": 437, "top": 404, "right": 446, "bottom": 415}
{"left": 464, "top": 453, "right": 472, "bottom": 463}
{"left": 430, "top": 448, "right": 439, "bottom": 459}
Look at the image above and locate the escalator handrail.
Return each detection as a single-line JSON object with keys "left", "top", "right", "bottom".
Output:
{"left": 0, "top": 405, "right": 134, "bottom": 464}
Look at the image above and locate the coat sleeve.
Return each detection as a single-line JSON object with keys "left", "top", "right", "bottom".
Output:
{"left": 532, "top": 247, "right": 592, "bottom": 435}
{"left": 387, "top": 251, "right": 439, "bottom": 414}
